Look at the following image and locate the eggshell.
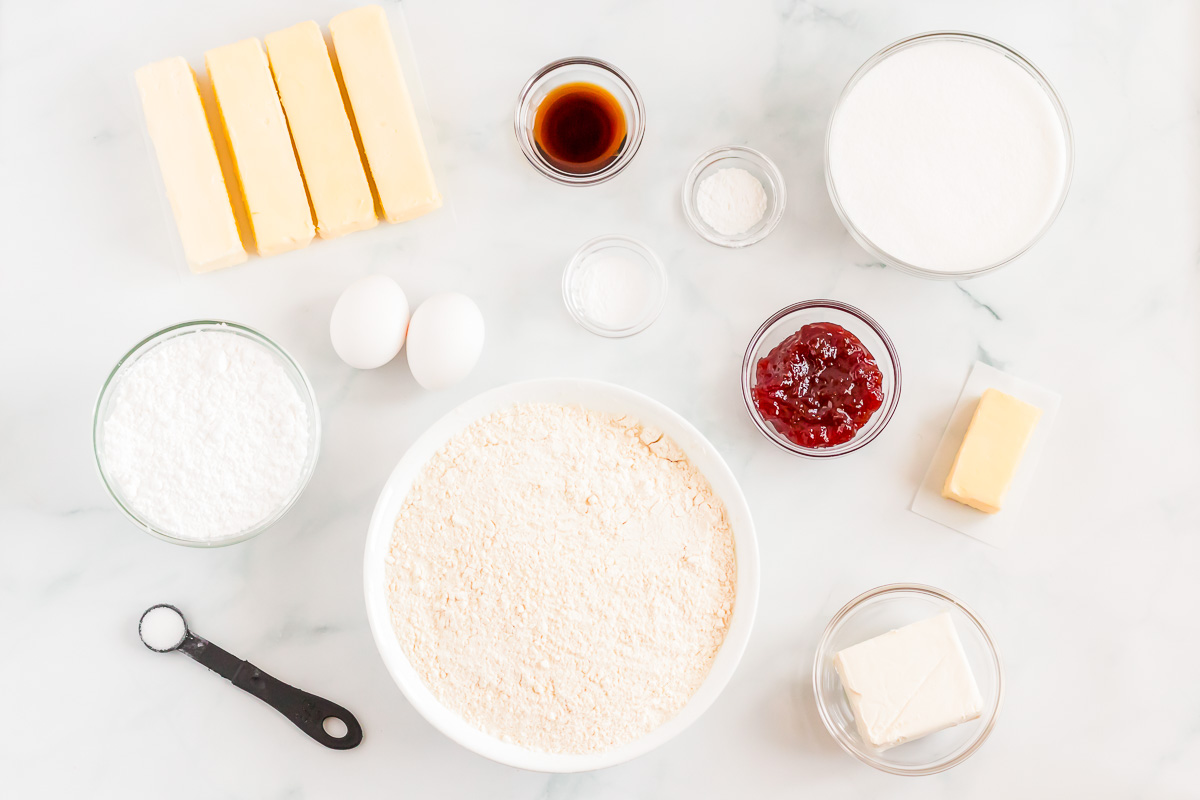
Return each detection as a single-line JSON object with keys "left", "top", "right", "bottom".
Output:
{"left": 330, "top": 275, "right": 410, "bottom": 369}
{"left": 406, "top": 293, "right": 485, "bottom": 390}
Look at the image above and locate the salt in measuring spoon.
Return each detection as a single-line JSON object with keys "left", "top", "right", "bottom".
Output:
{"left": 137, "top": 604, "right": 363, "bottom": 749}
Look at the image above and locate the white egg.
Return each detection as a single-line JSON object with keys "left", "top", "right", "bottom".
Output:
{"left": 406, "top": 293, "right": 485, "bottom": 391}
{"left": 330, "top": 275, "right": 410, "bottom": 369}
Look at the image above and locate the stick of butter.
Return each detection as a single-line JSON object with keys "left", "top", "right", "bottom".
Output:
{"left": 943, "top": 388, "right": 1042, "bottom": 514}
{"left": 135, "top": 58, "right": 247, "bottom": 273}
{"left": 205, "top": 38, "right": 315, "bottom": 256}
{"left": 835, "top": 612, "right": 984, "bottom": 750}
{"left": 265, "top": 21, "right": 377, "bottom": 239}
{"left": 330, "top": 5, "right": 442, "bottom": 223}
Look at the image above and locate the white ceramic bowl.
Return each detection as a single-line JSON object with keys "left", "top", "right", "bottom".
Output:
{"left": 364, "top": 379, "right": 760, "bottom": 772}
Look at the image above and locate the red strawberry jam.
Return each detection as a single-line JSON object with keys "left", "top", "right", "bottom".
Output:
{"left": 752, "top": 322, "right": 885, "bottom": 448}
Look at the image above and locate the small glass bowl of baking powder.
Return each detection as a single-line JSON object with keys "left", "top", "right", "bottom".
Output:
{"left": 682, "top": 145, "right": 786, "bottom": 248}
{"left": 92, "top": 321, "right": 321, "bottom": 547}
{"left": 563, "top": 235, "right": 667, "bottom": 337}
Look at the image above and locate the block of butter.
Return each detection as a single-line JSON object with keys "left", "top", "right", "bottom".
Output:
{"left": 135, "top": 57, "right": 246, "bottom": 273}
{"left": 265, "top": 21, "right": 377, "bottom": 239}
{"left": 205, "top": 38, "right": 314, "bottom": 256}
{"left": 943, "top": 388, "right": 1042, "bottom": 514}
{"left": 330, "top": 5, "right": 442, "bottom": 223}
{"left": 835, "top": 612, "right": 984, "bottom": 750}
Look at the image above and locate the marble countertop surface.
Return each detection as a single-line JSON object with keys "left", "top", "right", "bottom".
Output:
{"left": 2, "top": 0, "right": 1197, "bottom": 796}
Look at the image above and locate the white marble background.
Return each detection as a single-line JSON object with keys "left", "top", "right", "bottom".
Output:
{"left": 2, "top": 0, "right": 1198, "bottom": 796}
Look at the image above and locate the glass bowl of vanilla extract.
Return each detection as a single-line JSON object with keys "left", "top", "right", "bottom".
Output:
{"left": 515, "top": 57, "right": 646, "bottom": 186}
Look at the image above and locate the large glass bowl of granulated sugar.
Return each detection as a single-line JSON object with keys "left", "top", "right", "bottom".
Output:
{"left": 92, "top": 321, "right": 320, "bottom": 547}
{"left": 826, "top": 31, "right": 1073, "bottom": 280}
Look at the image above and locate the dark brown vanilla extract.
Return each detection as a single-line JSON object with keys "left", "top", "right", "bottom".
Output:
{"left": 533, "top": 82, "right": 627, "bottom": 175}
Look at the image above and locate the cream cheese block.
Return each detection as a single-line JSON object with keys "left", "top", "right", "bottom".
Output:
{"left": 330, "top": 5, "right": 442, "bottom": 223}
{"left": 943, "top": 388, "right": 1042, "bottom": 513}
{"left": 834, "top": 613, "right": 984, "bottom": 750}
{"left": 265, "top": 21, "right": 377, "bottom": 239}
{"left": 135, "top": 57, "right": 247, "bottom": 273}
{"left": 205, "top": 38, "right": 314, "bottom": 256}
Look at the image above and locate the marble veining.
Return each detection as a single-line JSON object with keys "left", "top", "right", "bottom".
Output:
{"left": 1, "top": 0, "right": 1198, "bottom": 797}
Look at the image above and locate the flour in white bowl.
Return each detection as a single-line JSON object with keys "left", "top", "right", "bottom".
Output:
{"left": 386, "top": 402, "right": 737, "bottom": 754}
{"left": 100, "top": 329, "right": 310, "bottom": 541}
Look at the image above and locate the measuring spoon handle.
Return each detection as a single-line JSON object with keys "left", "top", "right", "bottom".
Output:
{"left": 178, "top": 633, "right": 363, "bottom": 750}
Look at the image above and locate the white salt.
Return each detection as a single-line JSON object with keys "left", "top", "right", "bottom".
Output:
{"left": 828, "top": 39, "right": 1069, "bottom": 272}
{"left": 140, "top": 606, "right": 187, "bottom": 651}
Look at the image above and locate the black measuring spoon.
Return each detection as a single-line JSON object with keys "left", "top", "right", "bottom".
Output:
{"left": 138, "top": 604, "right": 362, "bottom": 749}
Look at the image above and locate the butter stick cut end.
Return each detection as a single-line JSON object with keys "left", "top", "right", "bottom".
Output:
{"left": 942, "top": 388, "right": 1042, "bottom": 513}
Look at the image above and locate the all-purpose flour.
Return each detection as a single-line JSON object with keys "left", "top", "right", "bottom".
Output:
{"left": 828, "top": 39, "right": 1069, "bottom": 272}
{"left": 101, "top": 330, "right": 309, "bottom": 541}
{"left": 387, "top": 403, "right": 737, "bottom": 754}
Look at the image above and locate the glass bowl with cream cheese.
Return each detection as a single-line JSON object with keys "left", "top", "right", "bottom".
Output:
{"left": 825, "top": 31, "right": 1073, "bottom": 279}
{"left": 812, "top": 583, "right": 1004, "bottom": 775}
{"left": 92, "top": 321, "right": 320, "bottom": 547}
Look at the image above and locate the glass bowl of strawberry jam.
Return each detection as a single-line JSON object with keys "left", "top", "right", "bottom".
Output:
{"left": 742, "top": 300, "right": 901, "bottom": 458}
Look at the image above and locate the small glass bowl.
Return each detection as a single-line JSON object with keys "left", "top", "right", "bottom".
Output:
{"left": 741, "top": 300, "right": 900, "bottom": 458}
{"left": 812, "top": 584, "right": 1004, "bottom": 775}
{"left": 563, "top": 235, "right": 667, "bottom": 338}
{"left": 92, "top": 321, "right": 321, "bottom": 548}
{"left": 825, "top": 31, "right": 1074, "bottom": 280}
{"left": 514, "top": 57, "right": 646, "bottom": 186}
{"left": 682, "top": 146, "right": 786, "bottom": 248}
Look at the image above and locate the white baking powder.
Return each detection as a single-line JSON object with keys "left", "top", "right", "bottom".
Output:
{"left": 828, "top": 39, "right": 1069, "bottom": 272}
{"left": 573, "top": 254, "right": 656, "bottom": 330}
{"left": 101, "top": 330, "right": 310, "bottom": 541}
{"left": 696, "top": 167, "right": 767, "bottom": 236}
{"left": 387, "top": 403, "right": 737, "bottom": 754}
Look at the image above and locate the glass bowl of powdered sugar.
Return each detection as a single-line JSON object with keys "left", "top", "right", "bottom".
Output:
{"left": 93, "top": 321, "right": 320, "bottom": 547}
{"left": 682, "top": 145, "right": 786, "bottom": 248}
{"left": 562, "top": 234, "right": 667, "bottom": 337}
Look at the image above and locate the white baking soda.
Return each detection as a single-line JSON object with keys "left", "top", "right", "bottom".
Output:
{"left": 828, "top": 39, "right": 1069, "bottom": 273}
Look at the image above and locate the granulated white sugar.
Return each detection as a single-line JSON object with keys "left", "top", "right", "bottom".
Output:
{"left": 100, "top": 329, "right": 310, "bottom": 541}
{"left": 828, "top": 39, "right": 1069, "bottom": 272}
{"left": 386, "top": 403, "right": 737, "bottom": 754}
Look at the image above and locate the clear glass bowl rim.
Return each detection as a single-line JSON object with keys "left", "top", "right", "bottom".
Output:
{"left": 681, "top": 145, "right": 788, "bottom": 248}
{"left": 741, "top": 299, "right": 902, "bottom": 458}
{"left": 562, "top": 234, "right": 668, "bottom": 338}
{"left": 824, "top": 30, "right": 1075, "bottom": 280}
{"left": 811, "top": 582, "right": 1006, "bottom": 775}
{"left": 91, "top": 320, "right": 321, "bottom": 548}
{"left": 514, "top": 56, "right": 647, "bottom": 186}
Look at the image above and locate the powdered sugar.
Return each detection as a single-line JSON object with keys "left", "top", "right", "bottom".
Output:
{"left": 100, "top": 329, "right": 310, "bottom": 541}
{"left": 386, "top": 402, "right": 737, "bottom": 754}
